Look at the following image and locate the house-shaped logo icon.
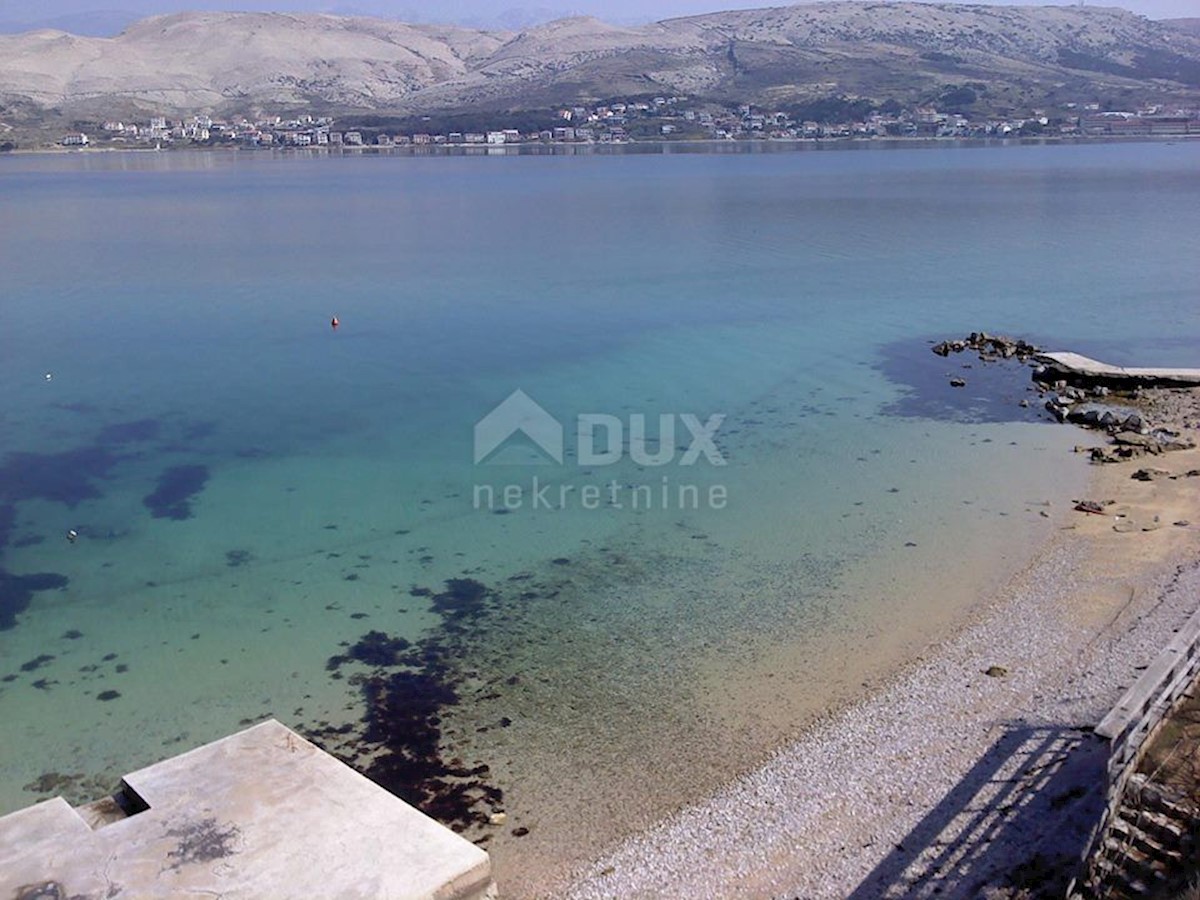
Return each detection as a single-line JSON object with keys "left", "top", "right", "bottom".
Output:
{"left": 474, "top": 389, "right": 564, "bottom": 465}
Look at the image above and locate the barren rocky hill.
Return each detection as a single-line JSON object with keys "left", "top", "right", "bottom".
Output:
{"left": 1, "top": 3, "right": 1198, "bottom": 123}
{"left": 1166, "top": 18, "right": 1200, "bottom": 37}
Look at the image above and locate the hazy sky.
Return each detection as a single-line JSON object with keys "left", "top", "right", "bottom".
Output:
{"left": 0, "top": 0, "right": 1195, "bottom": 32}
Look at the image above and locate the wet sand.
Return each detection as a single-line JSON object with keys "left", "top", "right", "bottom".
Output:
{"left": 565, "top": 389, "right": 1200, "bottom": 898}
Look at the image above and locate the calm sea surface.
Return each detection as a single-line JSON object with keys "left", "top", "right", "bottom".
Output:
{"left": 1, "top": 141, "right": 1198, "bottom": 884}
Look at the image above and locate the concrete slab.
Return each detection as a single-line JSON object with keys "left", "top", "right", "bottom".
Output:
{"left": 0, "top": 720, "right": 494, "bottom": 900}
{"left": 1038, "top": 352, "right": 1200, "bottom": 387}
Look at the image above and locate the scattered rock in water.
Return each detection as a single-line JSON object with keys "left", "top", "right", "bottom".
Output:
{"left": 932, "top": 333, "right": 1040, "bottom": 361}
{"left": 984, "top": 665, "right": 1008, "bottom": 678}
{"left": 949, "top": 377, "right": 966, "bottom": 388}
{"left": 61, "top": 629, "right": 83, "bottom": 640}
{"left": 511, "top": 826, "right": 530, "bottom": 837}
{"left": 1073, "top": 500, "right": 1110, "bottom": 515}
{"left": 96, "top": 690, "right": 121, "bottom": 701}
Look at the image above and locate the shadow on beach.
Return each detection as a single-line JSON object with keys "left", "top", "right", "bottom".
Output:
{"left": 847, "top": 724, "right": 1107, "bottom": 899}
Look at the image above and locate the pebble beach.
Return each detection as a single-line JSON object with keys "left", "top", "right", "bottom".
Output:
{"left": 568, "top": 387, "right": 1200, "bottom": 899}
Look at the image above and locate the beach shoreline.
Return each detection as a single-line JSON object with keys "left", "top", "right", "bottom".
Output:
{"left": 563, "top": 389, "right": 1200, "bottom": 898}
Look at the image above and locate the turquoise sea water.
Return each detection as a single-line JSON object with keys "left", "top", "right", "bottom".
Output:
{"left": 1, "top": 141, "right": 1198, "bottom": 881}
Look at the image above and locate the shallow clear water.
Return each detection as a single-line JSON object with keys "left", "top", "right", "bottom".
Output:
{"left": 1, "top": 141, "right": 1198, "bottom": 877}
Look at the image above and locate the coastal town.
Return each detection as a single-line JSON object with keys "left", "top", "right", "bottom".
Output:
{"left": 47, "top": 94, "right": 1200, "bottom": 150}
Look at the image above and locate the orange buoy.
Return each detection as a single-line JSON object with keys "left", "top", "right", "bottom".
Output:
{"left": 331, "top": 316, "right": 340, "bottom": 330}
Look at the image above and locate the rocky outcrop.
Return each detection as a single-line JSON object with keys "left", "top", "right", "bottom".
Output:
{"left": 931, "top": 332, "right": 1041, "bottom": 362}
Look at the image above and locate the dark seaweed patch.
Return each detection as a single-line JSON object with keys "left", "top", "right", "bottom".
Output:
{"left": 20, "top": 654, "right": 55, "bottom": 672}
{"left": 305, "top": 576, "right": 509, "bottom": 832}
{"left": 430, "top": 578, "right": 491, "bottom": 625}
{"left": 0, "top": 447, "right": 121, "bottom": 508}
{"left": 326, "top": 631, "right": 412, "bottom": 671}
{"left": 143, "top": 465, "right": 209, "bottom": 520}
{"left": 96, "top": 690, "right": 121, "bottom": 701}
{"left": 353, "top": 669, "right": 498, "bottom": 830}
{"left": 182, "top": 421, "right": 217, "bottom": 441}
{"left": 96, "top": 418, "right": 161, "bottom": 446}
{"left": 0, "top": 504, "right": 15, "bottom": 551}
{"left": 225, "top": 549, "right": 253, "bottom": 568}
{"left": 0, "top": 572, "right": 69, "bottom": 631}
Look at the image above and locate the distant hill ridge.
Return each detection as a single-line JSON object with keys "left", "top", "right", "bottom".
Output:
{"left": 0, "top": 3, "right": 1198, "bottom": 122}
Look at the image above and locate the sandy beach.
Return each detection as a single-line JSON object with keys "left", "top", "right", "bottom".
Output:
{"left": 565, "top": 388, "right": 1200, "bottom": 898}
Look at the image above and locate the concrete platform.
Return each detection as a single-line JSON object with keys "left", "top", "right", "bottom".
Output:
{"left": 0, "top": 720, "right": 495, "bottom": 900}
{"left": 1037, "top": 352, "right": 1200, "bottom": 388}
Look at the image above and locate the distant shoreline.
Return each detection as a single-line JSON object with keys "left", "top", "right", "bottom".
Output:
{"left": 6, "top": 133, "right": 1198, "bottom": 159}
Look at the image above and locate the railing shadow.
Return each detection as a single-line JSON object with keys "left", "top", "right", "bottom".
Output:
{"left": 846, "top": 724, "right": 1108, "bottom": 899}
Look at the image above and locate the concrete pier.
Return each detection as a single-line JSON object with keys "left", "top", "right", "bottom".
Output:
{"left": 0, "top": 720, "right": 495, "bottom": 899}
{"left": 1036, "top": 352, "right": 1200, "bottom": 388}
